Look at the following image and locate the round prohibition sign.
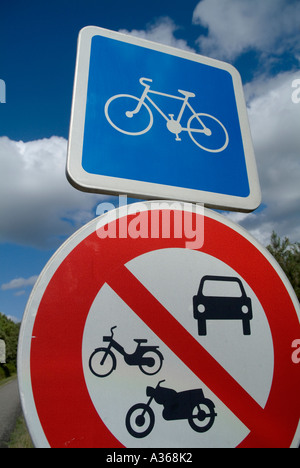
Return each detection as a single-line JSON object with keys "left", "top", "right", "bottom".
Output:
{"left": 18, "top": 203, "right": 300, "bottom": 448}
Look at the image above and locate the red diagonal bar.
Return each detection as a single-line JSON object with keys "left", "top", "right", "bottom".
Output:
{"left": 108, "top": 264, "right": 282, "bottom": 448}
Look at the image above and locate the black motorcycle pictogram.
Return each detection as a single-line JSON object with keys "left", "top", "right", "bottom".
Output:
{"left": 126, "top": 380, "right": 217, "bottom": 438}
{"left": 89, "top": 326, "right": 164, "bottom": 377}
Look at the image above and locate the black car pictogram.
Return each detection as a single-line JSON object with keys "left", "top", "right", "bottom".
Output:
{"left": 193, "top": 275, "right": 253, "bottom": 336}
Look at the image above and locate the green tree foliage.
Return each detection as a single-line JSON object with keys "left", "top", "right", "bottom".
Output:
{"left": 267, "top": 231, "right": 300, "bottom": 301}
{"left": 0, "top": 313, "right": 20, "bottom": 379}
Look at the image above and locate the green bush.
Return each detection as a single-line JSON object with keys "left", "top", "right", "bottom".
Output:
{"left": 267, "top": 232, "right": 300, "bottom": 301}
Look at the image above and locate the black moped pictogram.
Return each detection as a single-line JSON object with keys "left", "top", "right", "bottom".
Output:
{"left": 126, "top": 380, "right": 217, "bottom": 438}
{"left": 89, "top": 326, "right": 164, "bottom": 377}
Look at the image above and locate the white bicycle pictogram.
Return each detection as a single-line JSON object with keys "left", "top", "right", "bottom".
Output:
{"left": 104, "top": 77, "right": 229, "bottom": 153}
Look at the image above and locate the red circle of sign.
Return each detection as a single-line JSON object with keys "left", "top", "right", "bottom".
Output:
{"left": 29, "top": 209, "right": 300, "bottom": 448}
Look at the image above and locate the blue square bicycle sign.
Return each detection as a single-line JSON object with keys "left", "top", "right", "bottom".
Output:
{"left": 67, "top": 27, "right": 261, "bottom": 212}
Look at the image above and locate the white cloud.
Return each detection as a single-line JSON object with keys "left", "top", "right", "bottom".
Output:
{"left": 14, "top": 290, "right": 26, "bottom": 297}
{"left": 193, "top": 0, "right": 300, "bottom": 62}
{"left": 0, "top": 136, "right": 106, "bottom": 248}
{"left": 190, "top": 0, "right": 300, "bottom": 245}
{"left": 0, "top": 9, "right": 299, "bottom": 252}
{"left": 119, "top": 17, "right": 194, "bottom": 52}
{"left": 226, "top": 70, "right": 300, "bottom": 245}
{"left": 1, "top": 275, "right": 38, "bottom": 291}
{"left": 6, "top": 315, "right": 20, "bottom": 323}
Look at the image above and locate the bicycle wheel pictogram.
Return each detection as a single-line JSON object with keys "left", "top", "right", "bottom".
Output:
{"left": 105, "top": 94, "right": 153, "bottom": 136}
{"left": 187, "top": 113, "right": 229, "bottom": 153}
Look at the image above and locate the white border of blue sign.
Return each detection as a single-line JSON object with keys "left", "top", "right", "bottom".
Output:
{"left": 67, "top": 26, "right": 261, "bottom": 212}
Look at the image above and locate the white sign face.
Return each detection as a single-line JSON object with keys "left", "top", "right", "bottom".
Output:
{"left": 0, "top": 339, "right": 6, "bottom": 364}
{"left": 82, "top": 248, "right": 274, "bottom": 448}
{"left": 67, "top": 26, "right": 261, "bottom": 212}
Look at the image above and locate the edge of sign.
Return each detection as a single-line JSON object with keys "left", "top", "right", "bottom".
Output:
{"left": 18, "top": 203, "right": 299, "bottom": 448}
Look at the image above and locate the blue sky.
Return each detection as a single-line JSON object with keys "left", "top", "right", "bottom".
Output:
{"left": 0, "top": 0, "right": 300, "bottom": 321}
